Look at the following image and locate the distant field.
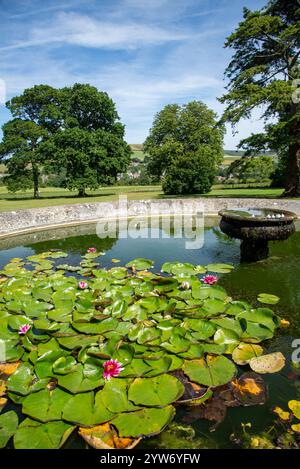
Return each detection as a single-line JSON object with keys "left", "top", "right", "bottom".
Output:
{"left": 131, "top": 150, "right": 145, "bottom": 161}
{"left": 0, "top": 184, "right": 289, "bottom": 212}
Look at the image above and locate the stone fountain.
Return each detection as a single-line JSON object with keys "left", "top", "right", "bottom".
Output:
{"left": 218, "top": 208, "right": 297, "bottom": 262}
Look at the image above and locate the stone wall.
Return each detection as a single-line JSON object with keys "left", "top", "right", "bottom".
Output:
{"left": 0, "top": 197, "right": 299, "bottom": 237}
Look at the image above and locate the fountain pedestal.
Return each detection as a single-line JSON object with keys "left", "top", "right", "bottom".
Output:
{"left": 219, "top": 208, "right": 297, "bottom": 263}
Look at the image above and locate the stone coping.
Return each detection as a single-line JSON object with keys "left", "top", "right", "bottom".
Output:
{"left": 0, "top": 197, "right": 299, "bottom": 237}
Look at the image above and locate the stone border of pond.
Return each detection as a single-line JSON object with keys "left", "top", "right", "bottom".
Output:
{"left": 0, "top": 197, "right": 300, "bottom": 237}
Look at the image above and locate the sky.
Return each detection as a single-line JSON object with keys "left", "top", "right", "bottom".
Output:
{"left": 0, "top": 0, "right": 266, "bottom": 148}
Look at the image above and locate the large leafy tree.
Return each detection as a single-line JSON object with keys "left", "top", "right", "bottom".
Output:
{"left": 144, "top": 101, "right": 224, "bottom": 194}
{"left": 220, "top": 0, "right": 300, "bottom": 196}
{"left": 42, "top": 83, "right": 131, "bottom": 196}
{"left": 0, "top": 119, "right": 48, "bottom": 198}
{"left": 0, "top": 85, "right": 59, "bottom": 198}
{"left": 0, "top": 83, "right": 131, "bottom": 197}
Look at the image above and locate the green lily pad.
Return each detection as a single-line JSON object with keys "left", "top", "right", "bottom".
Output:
{"left": 257, "top": 293, "right": 280, "bottom": 305}
{"left": 22, "top": 388, "right": 70, "bottom": 422}
{"left": 62, "top": 391, "right": 114, "bottom": 426}
{"left": 128, "top": 375, "right": 184, "bottom": 407}
{"left": 0, "top": 411, "right": 18, "bottom": 448}
{"left": 126, "top": 258, "right": 154, "bottom": 270}
{"left": 14, "top": 418, "right": 75, "bottom": 449}
{"left": 206, "top": 263, "right": 234, "bottom": 273}
{"left": 183, "top": 355, "right": 236, "bottom": 387}
{"left": 112, "top": 405, "right": 175, "bottom": 437}
{"left": 232, "top": 342, "right": 264, "bottom": 365}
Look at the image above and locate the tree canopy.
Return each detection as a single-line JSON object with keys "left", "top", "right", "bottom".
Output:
{"left": 144, "top": 101, "right": 224, "bottom": 194}
{"left": 0, "top": 84, "right": 131, "bottom": 197}
{"left": 220, "top": 0, "right": 300, "bottom": 196}
{"left": 225, "top": 155, "right": 275, "bottom": 184}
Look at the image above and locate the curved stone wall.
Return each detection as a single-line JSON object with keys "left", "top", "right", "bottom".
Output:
{"left": 0, "top": 197, "right": 299, "bottom": 237}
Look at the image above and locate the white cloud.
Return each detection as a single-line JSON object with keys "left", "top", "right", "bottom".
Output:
{"left": 0, "top": 12, "right": 191, "bottom": 51}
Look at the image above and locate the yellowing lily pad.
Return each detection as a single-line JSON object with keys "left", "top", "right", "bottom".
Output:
{"left": 249, "top": 352, "right": 285, "bottom": 374}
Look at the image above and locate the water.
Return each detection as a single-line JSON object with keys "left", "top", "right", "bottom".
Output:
{"left": 222, "top": 208, "right": 290, "bottom": 219}
{"left": 1, "top": 217, "right": 299, "bottom": 449}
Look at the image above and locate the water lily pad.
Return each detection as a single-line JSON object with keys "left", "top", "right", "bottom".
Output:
{"left": 7, "top": 363, "right": 49, "bottom": 396}
{"left": 128, "top": 375, "right": 184, "bottom": 407}
{"left": 22, "top": 388, "right": 70, "bottom": 422}
{"left": 206, "top": 263, "right": 234, "bottom": 274}
{"left": 112, "top": 405, "right": 175, "bottom": 437}
{"left": 257, "top": 293, "right": 280, "bottom": 305}
{"left": 126, "top": 258, "right": 154, "bottom": 270}
{"left": 183, "top": 319, "right": 215, "bottom": 339}
{"left": 0, "top": 411, "right": 18, "bottom": 448}
{"left": 62, "top": 391, "right": 114, "bottom": 426}
{"left": 249, "top": 352, "right": 285, "bottom": 374}
{"left": 183, "top": 355, "right": 236, "bottom": 387}
{"left": 232, "top": 343, "right": 263, "bottom": 365}
{"left": 14, "top": 418, "right": 74, "bottom": 449}
{"left": 56, "top": 363, "right": 103, "bottom": 393}
{"left": 288, "top": 400, "right": 300, "bottom": 419}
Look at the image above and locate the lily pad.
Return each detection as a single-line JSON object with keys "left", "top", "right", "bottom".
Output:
{"left": 0, "top": 411, "right": 18, "bottom": 448}
{"left": 249, "top": 352, "right": 285, "bottom": 374}
{"left": 257, "top": 293, "right": 280, "bottom": 305}
{"left": 14, "top": 418, "right": 75, "bottom": 449}
{"left": 128, "top": 375, "right": 184, "bottom": 407}
{"left": 112, "top": 405, "right": 175, "bottom": 437}
{"left": 183, "top": 355, "right": 236, "bottom": 387}
{"left": 232, "top": 343, "right": 264, "bottom": 365}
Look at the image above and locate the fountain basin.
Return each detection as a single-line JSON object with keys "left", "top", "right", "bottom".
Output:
{"left": 218, "top": 208, "right": 297, "bottom": 262}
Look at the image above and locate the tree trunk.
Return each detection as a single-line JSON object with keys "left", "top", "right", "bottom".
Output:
{"left": 78, "top": 188, "right": 87, "bottom": 197}
{"left": 282, "top": 143, "right": 300, "bottom": 197}
{"left": 282, "top": 101, "right": 300, "bottom": 197}
{"left": 32, "top": 165, "right": 40, "bottom": 199}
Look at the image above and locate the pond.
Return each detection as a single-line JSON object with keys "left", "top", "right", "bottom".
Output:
{"left": 0, "top": 216, "right": 299, "bottom": 449}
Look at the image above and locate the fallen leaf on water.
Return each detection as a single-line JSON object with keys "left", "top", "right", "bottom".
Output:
{"left": 231, "top": 372, "right": 267, "bottom": 406}
{"left": 0, "top": 362, "right": 21, "bottom": 376}
{"left": 79, "top": 423, "right": 141, "bottom": 449}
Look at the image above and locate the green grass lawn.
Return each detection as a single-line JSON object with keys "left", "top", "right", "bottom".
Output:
{"left": 0, "top": 184, "right": 291, "bottom": 212}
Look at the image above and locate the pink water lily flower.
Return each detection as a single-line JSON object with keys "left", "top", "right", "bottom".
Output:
{"left": 203, "top": 274, "right": 218, "bottom": 285}
{"left": 103, "top": 359, "right": 124, "bottom": 380}
{"left": 19, "top": 324, "right": 31, "bottom": 335}
{"left": 87, "top": 247, "right": 97, "bottom": 253}
{"left": 78, "top": 281, "right": 88, "bottom": 289}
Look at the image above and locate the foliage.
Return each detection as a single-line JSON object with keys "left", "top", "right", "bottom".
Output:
{"left": 220, "top": 0, "right": 300, "bottom": 196}
{"left": 0, "top": 84, "right": 131, "bottom": 198}
{"left": 225, "top": 155, "right": 275, "bottom": 184}
{"left": 0, "top": 119, "right": 48, "bottom": 198}
{"left": 144, "top": 101, "right": 224, "bottom": 194}
{"left": 162, "top": 152, "right": 216, "bottom": 195}
{"left": 0, "top": 253, "right": 286, "bottom": 448}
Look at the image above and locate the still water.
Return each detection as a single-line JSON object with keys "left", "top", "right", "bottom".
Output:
{"left": 0, "top": 217, "right": 299, "bottom": 448}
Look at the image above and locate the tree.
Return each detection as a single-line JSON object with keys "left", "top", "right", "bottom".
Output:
{"left": 41, "top": 84, "right": 131, "bottom": 196}
{"left": 225, "top": 155, "right": 275, "bottom": 183}
{"left": 144, "top": 101, "right": 224, "bottom": 194}
{"left": 0, "top": 85, "right": 60, "bottom": 198}
{"left": 162, "top": 151, "right": 216, "bottom": 195}
{"left": 0, "top": 83, "right": 131, "bottom": 197}
{"left": 220, "top": 0, "right": 300, "bottom": 196}
{"left": 42, "top": 127, "right": 131, "bottom": 196}
{"left": 0, "top": 119, "right": 48, "bottom": 198}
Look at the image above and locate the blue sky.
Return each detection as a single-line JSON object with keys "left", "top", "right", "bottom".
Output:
{"left": 0, "top": 0, "right": 266, "bottom": 148}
